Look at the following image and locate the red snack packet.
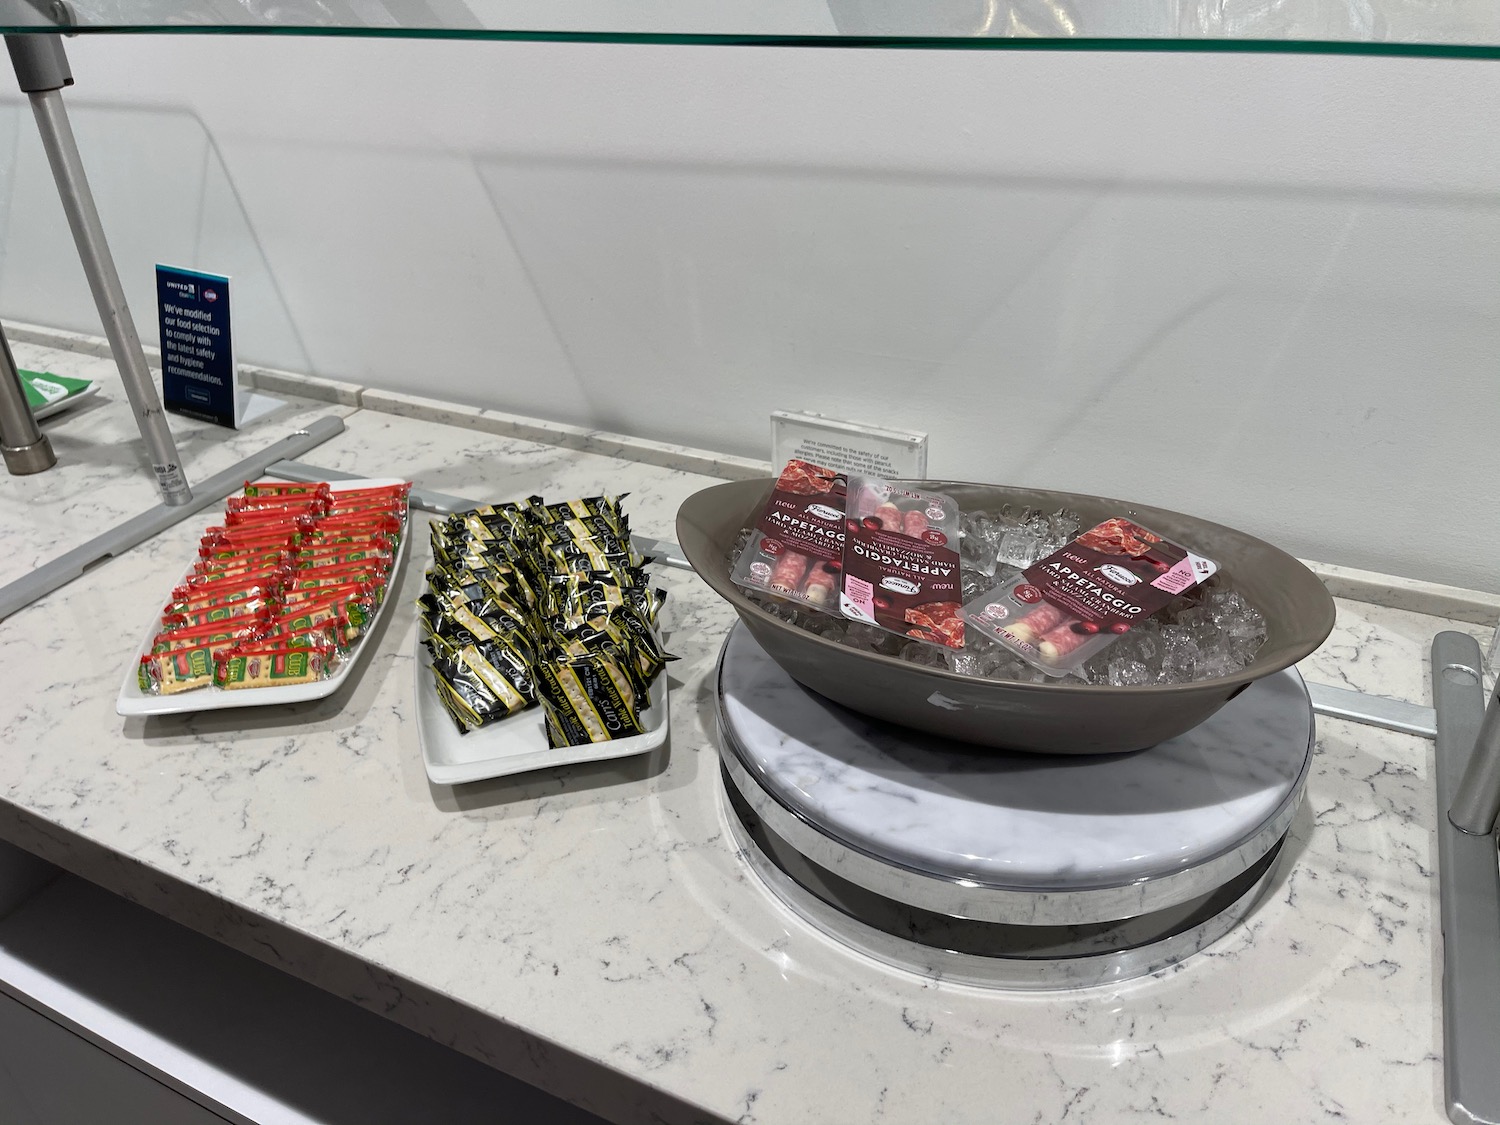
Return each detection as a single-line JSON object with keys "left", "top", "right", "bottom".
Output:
{"left": 731, "top": 460, "right": 848, "bottom": 611}
{"left": 287, "top": 563, "right": 390, "bottom": 593}
{"left": 838, "top": 477, "right": 963, "bottom": 649}
{"left": 177, "top": 563, "right": 292, "bottom": 593}
{"left": 150, "top": 618, "right": 265, "bottom": 653}
{"left": 214, "top": 643, "right": 331, "bottom": 689}
{"left": 326, "top": 483, "right": 411, "bottom": 505}
{"left": 198, "top": 543, "right": 296, "bottom": 564}
{"left": 261, "top": 616, "right": 351, "bottom": 654}
{"left": 293, "top": 543, "right": 392, "bottom": 569}
{"left": 280, "top": 580, "right": 379, "bottom": 608}
{"left": 163, "top": 600, "right": 275, "bottom": 631}
{"left": 167, "top": 581, "right": 281, "bottom": 616}
{"left": 226, "top": 493, "right": 328, "bottom": 515}
{"left": 962, "top": 518, "right": 1218, "bottom": 677}
{"left": 242, "top": 480, "right": 332, "bottom": 499}
{"left": 202, "top": 534, "right": 301, "bottom": 561}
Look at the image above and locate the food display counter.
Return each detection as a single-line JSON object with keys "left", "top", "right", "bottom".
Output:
{"left": 0, "top": 332, "right": 1487, "bottom": 1124}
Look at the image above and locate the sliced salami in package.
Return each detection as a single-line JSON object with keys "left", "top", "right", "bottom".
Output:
{"left": 731, "top": 460, "right": 849, "bottom": 610}
{"left": 962, "top": 517, "right": 1218, "bottom": 677}
{"left": 838, "top": 477, "right": 964, "bottom": 649}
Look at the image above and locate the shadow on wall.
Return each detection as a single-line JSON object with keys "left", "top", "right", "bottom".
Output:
{"left": 0, "top": 98, "right": 312, "bottom": 375}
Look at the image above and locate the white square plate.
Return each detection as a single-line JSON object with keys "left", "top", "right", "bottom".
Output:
{"left": 414, "top": 638, "right": 670, "bottom": 785}
{"left": 115, "top": 477, "right": 409, "bottom": 717}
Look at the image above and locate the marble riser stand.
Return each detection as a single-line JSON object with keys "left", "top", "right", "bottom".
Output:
{"left": 715, "top": 624, "right": 1316, "bottom": 988}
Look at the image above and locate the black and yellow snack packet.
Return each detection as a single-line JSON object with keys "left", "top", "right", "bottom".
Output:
{"left": 536, "top": 649, "right": 645, "bottom": 747}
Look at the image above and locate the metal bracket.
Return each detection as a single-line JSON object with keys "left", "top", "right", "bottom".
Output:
{"left": 4, "top": 32, "right": 69, "bottom": 91}
{"left": 267, "top": 459, "right": 694, "bottom": 569}
{"left": 0, "top": 417, "right": 345, "bottom": 621}
{"left": 1431, "top": 630, "right": 1500, "bottom": 1125}
{"left": 1306, "top": 681, "right": 1436, "bottom": 739}
{"left": 267, "top": 459, "right": 479, "bottom": 518}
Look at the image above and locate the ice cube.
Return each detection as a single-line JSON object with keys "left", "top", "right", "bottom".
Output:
{"left": 800, "top": 612, "right": 848, "bottom": 643}
{"left": 1050, "top": 510, "right": 1081, "bottom": 543}
{"left": 1171, "top": 606, "right": 1211, "bottom": 630}
{"left": 947, "top": 650, "right": 987, "bottom": 677}
{"left": 1159, "top": 630, "right": 1201, "bottom": 683}
{"left": 961, "top": 567, "right": 991, "bottom": 601}
{"left": 726, "top": 527, "right": 755, "bottom": 569}
{"left": 987, "top": 656, "right": 1029, "bottom": 682}
{"left": 959, "top": 514, "right": 1007, "bottom": 577}
{"left": 997, "top": 527, "right": 1041, "bottom": 568}
{"left": 841, "top": 622, "right": 888, "bottom": 651}
{"left": 1107, "top": 657, "right": 1152, "bottom": 687}
{"left": 899, "top": 641, "right": 948, "bottom": 668}
{"left": 1207, "top": 589, "right": 1250, "bottom": 622}
{"left": 1197, "top": 652, "right": 1240, "bottom": 680}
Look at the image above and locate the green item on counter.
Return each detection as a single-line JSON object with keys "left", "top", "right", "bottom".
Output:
{"left": 19, "top": 369, "right": 97, "bottom": 419}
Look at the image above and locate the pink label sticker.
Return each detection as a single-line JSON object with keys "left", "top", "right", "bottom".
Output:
{"left": 842, "top": 575, "right": 875, "bottom": 618}
{"left": 1151, "top": 557, "right": 1199, "bottom": 594}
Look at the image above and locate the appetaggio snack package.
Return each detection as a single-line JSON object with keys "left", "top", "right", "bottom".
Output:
{"left": 730, "top": 460, "right": 848, "bottom": 610}
{"left": 839, "top": 476, "right": 964, "bottom": 649}
{"left": 962, "top": 517, "right": 1218, "bottom": 677}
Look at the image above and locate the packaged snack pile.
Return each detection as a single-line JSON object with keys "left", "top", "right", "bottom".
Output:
{"left": 729, "top": 478, "right": 1269, "bottom": 687}
{"left": 137, "top": 480, "right": 411, "bottom": 695}
{"left": 420, "top": 494, "right": 674, "bottom": 748}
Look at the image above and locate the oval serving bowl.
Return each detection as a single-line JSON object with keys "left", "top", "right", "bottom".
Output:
{"left": 677, "top": 479, "right": 1335, "bottom": 755}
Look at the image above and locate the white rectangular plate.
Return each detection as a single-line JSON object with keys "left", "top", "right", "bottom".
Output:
{"left": 414, "top": 640, "right": 670, "bottom": 786}
{"left": 116, "top": 477, "right": 409, "bottom": 717}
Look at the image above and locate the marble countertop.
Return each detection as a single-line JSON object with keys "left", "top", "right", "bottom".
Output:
{"left": 0, "top": 379, "right": 1486, "bottom": 1124}
{"left": 0, "top": 340, "right": 358, "bottom": 587}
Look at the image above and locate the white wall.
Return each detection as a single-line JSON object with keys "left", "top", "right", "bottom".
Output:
{"left": 0, "top": 35, "right": 1496, "bottom": 588}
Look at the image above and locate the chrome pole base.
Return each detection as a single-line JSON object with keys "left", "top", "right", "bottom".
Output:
{"left": 2, "top": 432, "right": 56, "bottom": 475}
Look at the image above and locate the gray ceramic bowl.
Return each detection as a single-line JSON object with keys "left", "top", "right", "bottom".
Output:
{"left": 677, "top": 479, "right": 1335, "bottom": 755}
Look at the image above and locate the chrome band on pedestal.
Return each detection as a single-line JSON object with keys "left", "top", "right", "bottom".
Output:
{"left": 714, "top": 627, "right": 1308, "bottom": 988}
{"left": 720, "top": 772, "right": 1286, "bottom": 990}
{"left": 715, "top": 637, "right": 1311, "bottom": 928}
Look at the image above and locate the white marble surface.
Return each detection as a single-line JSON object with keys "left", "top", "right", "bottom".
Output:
{"left": 0, "top": 337, "right": 357, "bottom": 587}
{"left": 0, "top": 405, "right": 1485, "bottom": 1125}
{"left": 720, "top": 625, "right": 1311, "bottom": 889}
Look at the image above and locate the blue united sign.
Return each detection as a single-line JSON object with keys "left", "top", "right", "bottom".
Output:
{"left": 157, "top": 265, "right": 237, "bottom": 428}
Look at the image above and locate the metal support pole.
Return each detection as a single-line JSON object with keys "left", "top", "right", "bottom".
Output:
{"left": 5, "top": 34, "right": 191, "bottom": 505}
{"left": 0, "top": 317, "right": 54, "bottom": 474}
{"left": 1450, "top": 679, "right": 1500, "bottom": 835}
{"left": 1431, "top": 632, "right": 1500, "bottom": 1125}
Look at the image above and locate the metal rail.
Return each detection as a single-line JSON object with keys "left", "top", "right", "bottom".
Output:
{"left": 1431, "top": 631, "right": 1500, "bottom": 1125}
{"left": 267, "top": 459, "right": 692, "bottom": 569}
{"left": 0, "top": 417, "right": 344, "bottom": 621}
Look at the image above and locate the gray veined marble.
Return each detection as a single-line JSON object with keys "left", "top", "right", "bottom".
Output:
{"left": 718, "top": 623, "right": 1313, "bottom": 925}
{"left": 0, "top": 381, "right": 1475, "bottom": 1125}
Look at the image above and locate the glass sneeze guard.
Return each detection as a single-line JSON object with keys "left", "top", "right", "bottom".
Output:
{"left": 0, "top": 0, "right": 1498, "bottom": 57}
